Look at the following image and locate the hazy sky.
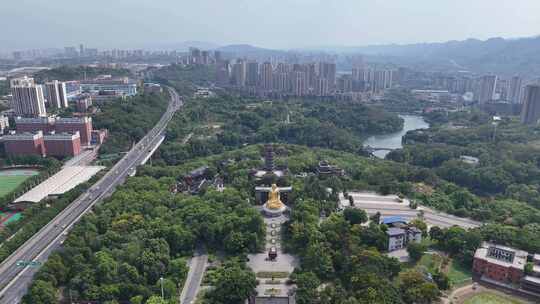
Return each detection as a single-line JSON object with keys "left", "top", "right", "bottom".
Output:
{"left": 2, "top": 0, "right": 540, "bottom": 50}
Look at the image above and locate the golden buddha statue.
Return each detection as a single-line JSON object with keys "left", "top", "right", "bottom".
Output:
{"left": 265, "top": 184, "right": 285, "bottom": 210}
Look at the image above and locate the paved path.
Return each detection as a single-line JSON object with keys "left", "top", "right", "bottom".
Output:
{"left": 179, "top": 249, "right": 208, "bottom": 304}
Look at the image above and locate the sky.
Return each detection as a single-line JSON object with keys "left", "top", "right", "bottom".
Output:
{"left": 2, "top": 0, "right": 540, "bottom": 51}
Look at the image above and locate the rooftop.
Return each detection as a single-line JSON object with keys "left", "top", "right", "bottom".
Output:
{"left": 14, "top": 166, "right": 104, "bottom": 203}
{"left": 387, "top": 227, "right": 405, "bottom": 237}
{"left": 474, "top": 242, "right": 528, "bottom": 270}
{"left": 381, "top": 216, "right": 408, "bottom": 225}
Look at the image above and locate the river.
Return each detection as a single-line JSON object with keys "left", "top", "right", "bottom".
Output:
{"left": 364, "top": 115, "right": 429, "bottom": 158}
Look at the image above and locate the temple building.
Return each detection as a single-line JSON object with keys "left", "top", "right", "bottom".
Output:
{"left": 252, "top": 144, "right": 291, "bottom": 205}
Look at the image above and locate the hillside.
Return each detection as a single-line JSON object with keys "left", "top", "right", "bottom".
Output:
{"left": 331, "top": 36, "right": 540, "bottom": 75}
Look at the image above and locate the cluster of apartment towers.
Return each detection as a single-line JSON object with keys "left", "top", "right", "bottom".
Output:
{"left": 187, "top": 48, "right": 395, "bottom": 98}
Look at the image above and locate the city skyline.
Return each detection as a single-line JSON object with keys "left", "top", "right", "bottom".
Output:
{"left": 2, "top": 0, "right": 540, "bottom": 51}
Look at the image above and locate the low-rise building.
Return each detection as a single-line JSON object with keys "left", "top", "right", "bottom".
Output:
{"left": 382, "top": 216, "right": 422, "bottom": 252}
{"left": 91, "top": 129, "right": 108, "bottom": 145}
{"left": 144, "top": 83, "right": 163, "bottom": 94}
{"left": 15, "top": 116, "right": 93, "bottom": 146}
{"left": 55, "top": 117, "right": 93, "bottom": 146}
{"left": 473, "top": 242, "right": 527, "bottom": 285}
{"left": 81, "top": 76, "right": 137, "bottom": 96}
{"left": 15, "top": 116, "right": 55, "bottom": 133}
{"left": 43, "top": 132, "right": 81, "bottom": 157}
{"left": 316, "top": 160, "right": 345, "bottom": 177}
{"left": 3, "top": 131, "right": 46, "bottom": 156}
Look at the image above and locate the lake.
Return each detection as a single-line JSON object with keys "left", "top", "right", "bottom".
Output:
{"left": 364, "top": 115, "right": 429, "bottom": 158}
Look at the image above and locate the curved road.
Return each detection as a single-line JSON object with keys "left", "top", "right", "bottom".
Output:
{"left": 0, "top": 87, "right": 182, "bottom": 304}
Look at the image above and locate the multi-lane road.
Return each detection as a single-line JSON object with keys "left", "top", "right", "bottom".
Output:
{"left": 0, "top": 87, "right": 183, "bottom": 304}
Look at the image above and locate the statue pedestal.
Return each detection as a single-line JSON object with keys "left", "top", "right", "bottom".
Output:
{"left": 262, "top": 203, "right": 287, "bottom": 217}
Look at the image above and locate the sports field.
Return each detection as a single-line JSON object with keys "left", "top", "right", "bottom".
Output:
{"left": 463, "top": 292, "right": 526, "bottom": 304}
{"left": 0, "top": 212, "right": 21, "bottom": 227}
{"left": 0, "top": 169, "right": 38, "bottom": 198}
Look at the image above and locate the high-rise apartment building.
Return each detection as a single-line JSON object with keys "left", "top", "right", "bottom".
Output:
{"left": 521, "top": 85, "right": 540, "bottom": 125}
{"left": 291, "top": 71, "right": 308, "bottom": 96}
{"left": 273, "top": 72, "right": 289, "bottom": 92}
{"left": 45, "top": 80, "right": 69, "bottom": 108}
{"left": 10, "top": 76, "right": 47, "bottom": 117}
{"left": 189, "top": 48, "right": 201, "bottom": 64}
{"left": 319, "top": 62, "right": 336, "bottom": 89}
{"left": 477, "top": 75, "right": 498, "bottom": 104}
{"left": 261, "top": 62, "right": 273, "bottom": 91}
{"left": 306, "top": 63, "right": 317, "bottom": 89}
{"left": 315, "top": 77, "right": 329, "bottom": 96}
{"left": 338, "top": 75, "right": 353, "bottom": 92}
{"left": 509, "top": 76, "right": 523, "bottom": 104}
{"left": 246, "top": 61, "right": 259, "bottom": 86}
{"left": 276, "top": 63, "right": 290, "bottom": 74}
{"left": 214, "top": 51, "right": 222, "bottom": 63}
{"left": 201, "top": 51, "right": 210, "bottom": 65}
{"left": 232, "top": 60, "right": 247, "bottom": 86}
{"left": 372, "top": 70, "right": 388, "bottom": 93}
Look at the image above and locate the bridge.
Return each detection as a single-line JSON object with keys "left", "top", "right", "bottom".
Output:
{"left": 364, "top": 145, "right": 395, "bottom": 154}
{"left": 0, "top": 87, "right": 182, "bottom": 304}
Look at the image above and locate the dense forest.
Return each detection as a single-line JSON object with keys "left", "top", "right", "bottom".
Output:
{"left": 93, "top": 92, "right": 169, "bottom": 156}
{"left": 33, "top": 66, "right": 132, "bottom": 82}
{"left": 152, "top": 64, "right": 216, "bottom": 94}
{"left": 24, "top": 144, "right": 540, "bottom": 303}
{"left": 158, "top": 93, "right": 403, "bottom": 166}
{"left": 23, "top": 174, "right": 264, "bottom": 303}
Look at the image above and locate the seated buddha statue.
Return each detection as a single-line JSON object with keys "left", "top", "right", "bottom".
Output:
{"left": 266, "top": 184, "right": 285, "bottom": 210}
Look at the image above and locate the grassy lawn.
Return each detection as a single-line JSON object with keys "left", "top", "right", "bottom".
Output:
{"left": 463, "top": 292, "right": 526, "bottom": 304}
{"left": 447, "top": 259, "right": 472, "bottom": 284}
{"left": 412, "top": 253, "right": 472, "bottom": 286}
{"left": 417, "top": 253, "right": 443, "bottom": 273}
{"left": 0, "top": 175, "right": 31, "bottom": 197}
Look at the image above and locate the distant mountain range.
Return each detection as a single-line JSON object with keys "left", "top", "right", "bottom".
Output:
{"left": 153, "top": 41, "right": 221, "bottom": 51}
{"left": 162, "top": 36, "right": 540, "bottom": 76}
{"left": 308, "top": 36, "right": 540, "bottom": 76}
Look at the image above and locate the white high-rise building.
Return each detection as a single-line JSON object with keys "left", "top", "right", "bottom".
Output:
{"left": 477, "top": 75, "right": 498, "bottom": 104}
{"left": 509, "top": 76, "right": 523, "bottom": 104}
{"left": 10, "top": 76, "right": 46, "bottom": 117}
{"left": 261, "top": 62, "right": 273, "bottom": 91}
{"left": 45, "top": 80, "right": 68, "bottom": 108}
{"left": 232, "top": 59, "right": 247, "bottom": 87}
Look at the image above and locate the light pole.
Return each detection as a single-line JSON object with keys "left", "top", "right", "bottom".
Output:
{"left": 160, "top": 277, "right": 164, "bottom": 299}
